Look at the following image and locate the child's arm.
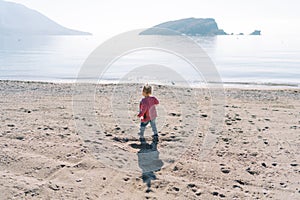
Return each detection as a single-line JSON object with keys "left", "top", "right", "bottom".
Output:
{"left": 137, "top": 102, "right": 147, "bottom": 118}
{"left": 154, "top": 97, "right": 159, "bottom": 105}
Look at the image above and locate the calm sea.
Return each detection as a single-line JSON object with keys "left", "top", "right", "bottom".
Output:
{"left": 0, "top": 34, "right": 299, "bottom": 88}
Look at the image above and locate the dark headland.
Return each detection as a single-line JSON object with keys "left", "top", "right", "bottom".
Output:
{"left": 140, "top": 17, "right": 261, "bottom": 36}
{"left": 140, "top": 18, "right": 227, "bottom": 36}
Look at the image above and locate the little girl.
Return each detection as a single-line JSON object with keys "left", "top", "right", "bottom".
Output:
{"left": 137, "top": 84, "right": 159, "bottom": 141}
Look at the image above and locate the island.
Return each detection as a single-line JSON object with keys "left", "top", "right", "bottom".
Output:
{"left": 250, "top": 30, "right": 261, "bottom": 35}
{"left": 140, "top": 18, "right": 227, "bottom": 36}
{"left": 0, "top": 0, "right": 91, "bottom": 35}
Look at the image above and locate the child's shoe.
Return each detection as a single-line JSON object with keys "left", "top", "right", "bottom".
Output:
{"left": 152, "top": 134, "right": 159, "bottom": 142}
{"left": 139, "top": 137, "right": 146, "bottom": 144}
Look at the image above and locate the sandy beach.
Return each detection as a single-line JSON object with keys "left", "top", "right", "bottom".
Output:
{"left": 0, "top": 80, "right": 299, "bottom": 199}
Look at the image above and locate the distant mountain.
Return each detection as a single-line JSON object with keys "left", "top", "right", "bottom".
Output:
{"left": 0, "top": 0, "right": 91, "bottom": 35}
{"left": 140, "top": 18, "right": 227, "bottom": 36}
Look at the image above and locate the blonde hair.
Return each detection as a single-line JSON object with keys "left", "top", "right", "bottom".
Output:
{"left": 143, "top": 84, "right": 152, "bottom": 95}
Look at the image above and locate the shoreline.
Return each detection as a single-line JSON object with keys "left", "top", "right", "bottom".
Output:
{"left": 1, "top": 79, "right": 299, "bottom": 90}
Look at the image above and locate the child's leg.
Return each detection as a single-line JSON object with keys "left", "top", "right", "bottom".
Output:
{"left": 150, "top": 118, "right": 158, "bottom": 136}
{"left": 139, "top": 121, "right": 149, "bottom": 139}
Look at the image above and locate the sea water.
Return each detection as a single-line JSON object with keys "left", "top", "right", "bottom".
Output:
{"left": 0, "top": 34, "right": 299, "bottom": 88}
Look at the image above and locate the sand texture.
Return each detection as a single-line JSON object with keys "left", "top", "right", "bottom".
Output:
{"left": 0, "top": 80, "right": 299, "bottom": 199}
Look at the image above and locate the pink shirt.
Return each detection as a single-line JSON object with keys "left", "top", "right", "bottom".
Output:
{"left": 138, "top": 96, "right": 159, "bottom": 122}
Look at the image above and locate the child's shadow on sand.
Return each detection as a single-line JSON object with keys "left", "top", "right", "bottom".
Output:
{"left": 130, "top": 138, "right": 164, "bottom": 193}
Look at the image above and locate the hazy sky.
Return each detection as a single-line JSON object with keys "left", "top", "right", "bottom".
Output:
{"left": 9, "top": 0, "right": 300, "bottom": 37}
